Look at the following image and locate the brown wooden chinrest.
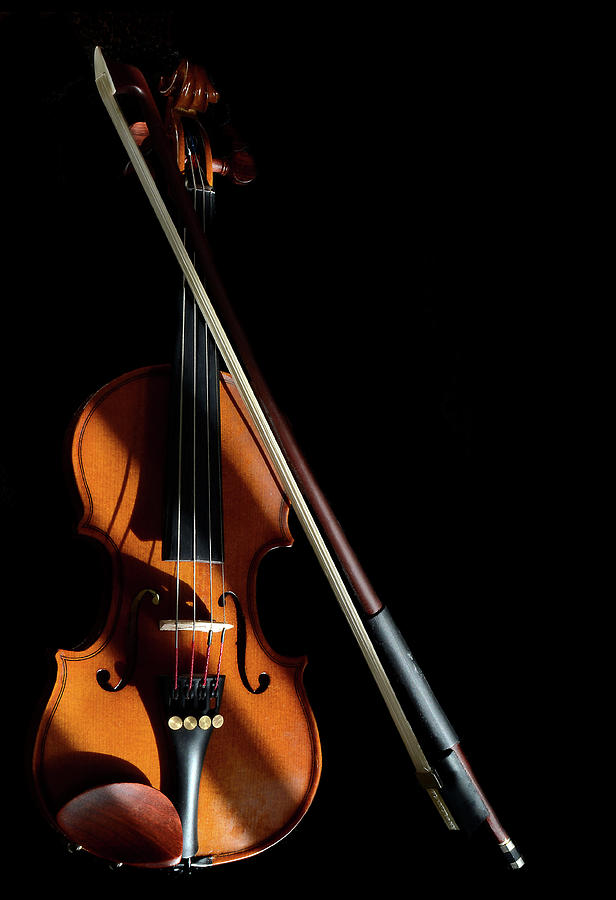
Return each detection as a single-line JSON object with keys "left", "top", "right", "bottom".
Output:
{"left": 56, "top": 782, "right": 183, "bottom": 868}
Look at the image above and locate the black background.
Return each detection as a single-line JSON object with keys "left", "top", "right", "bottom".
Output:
{"left": 0, "top": 9, "right": 596, "bottom": 895}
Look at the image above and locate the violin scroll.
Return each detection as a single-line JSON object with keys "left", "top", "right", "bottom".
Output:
{"left": 160, "top": 58, "right": 256, "bottom": 188}
{"left": 159, "top": 59, "right": 220, "bottom": 116}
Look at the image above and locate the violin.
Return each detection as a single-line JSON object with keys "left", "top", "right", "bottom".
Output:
{"left": 30, "top": 47, "right": 524, "bottom": 875}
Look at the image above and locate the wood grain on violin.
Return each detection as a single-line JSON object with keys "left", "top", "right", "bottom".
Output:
{"left": 32, "top": 365, "right": 320, "bottom": 866}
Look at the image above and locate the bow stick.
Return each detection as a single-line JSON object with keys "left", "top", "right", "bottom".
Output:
{"left": 93, "top": 46, "right": 524, "bottom": 871}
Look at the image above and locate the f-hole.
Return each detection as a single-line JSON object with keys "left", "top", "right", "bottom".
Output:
{"left": 220, "top": 591, "right": 270, "bottom": 694}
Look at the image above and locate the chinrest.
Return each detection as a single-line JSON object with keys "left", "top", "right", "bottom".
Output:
{"left": 56, "top": 782, "right": 183, "bottom": 868}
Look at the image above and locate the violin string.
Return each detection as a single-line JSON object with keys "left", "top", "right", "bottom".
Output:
{"left": 199, "top": 148, "right": 228, "bottom": 687}
{"left": 174, "top": 230, "right": 188, "bottom": 692}
{"left": 200, "top": 163, "right": 216, "bottom": 686}
{"left": 187, "top": 141, "right": 199, "bottom": 690}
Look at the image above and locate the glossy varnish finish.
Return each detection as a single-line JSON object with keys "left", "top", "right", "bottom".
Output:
{"left": 32, "top": 364, "right": 321, "bottom": 866}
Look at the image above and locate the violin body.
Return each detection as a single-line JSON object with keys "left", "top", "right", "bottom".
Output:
{"left": 31, "top": 363, "right": 321, "bottom": 867}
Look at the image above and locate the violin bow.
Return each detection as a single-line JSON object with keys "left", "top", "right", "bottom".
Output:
{"left": 93, "top": 46, "right": 524, "bottom": 871}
